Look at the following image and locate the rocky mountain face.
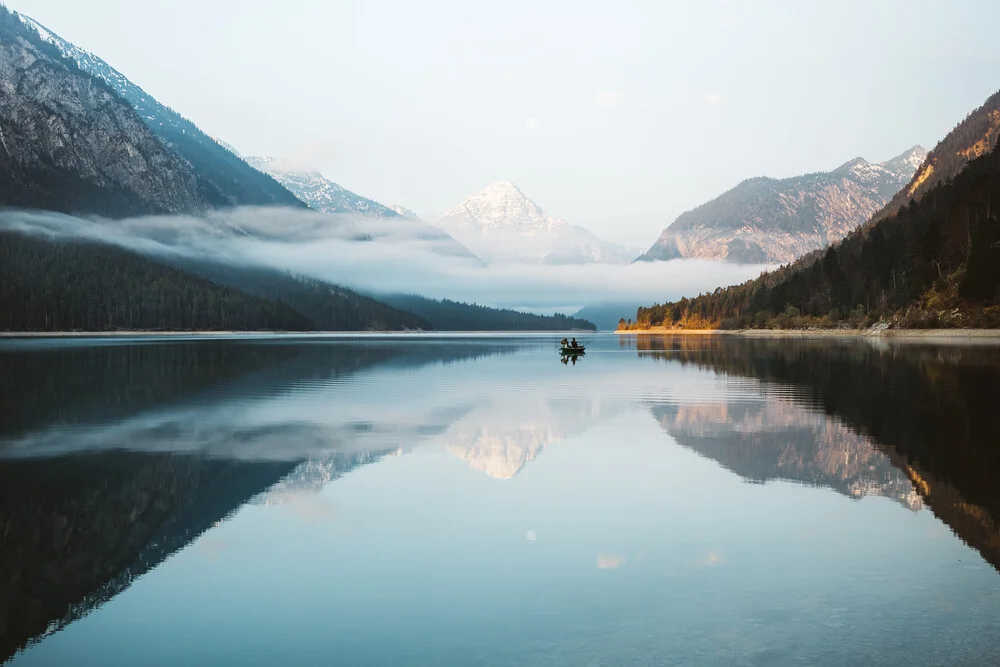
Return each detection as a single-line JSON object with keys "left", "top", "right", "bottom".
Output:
{"left": 244, "top": 156, "right": 399, "bottom": 218}
{"left": 875, "top": 91, "right": 1000, "bottom": 223}
{"left": 435, "top": 181, "right": 637, "bottom": 264}
{"left": 14, "top": 10, "right": 304, "bottom": 209}
{"left": 0, "top": 8, "right": 208, "bottom": 216}
{"left": 637, "top": 146, "right": 926, "bottom": 264}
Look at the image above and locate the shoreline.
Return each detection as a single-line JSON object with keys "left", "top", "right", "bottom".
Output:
{"left": 614, "top": 327, "right": 1000, "bottom": 339}
{"left": 0, "top": 329, "right": 595, "bottom": 338}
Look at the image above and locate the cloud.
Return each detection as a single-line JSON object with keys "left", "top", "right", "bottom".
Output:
{"left": 526, "top": 117, "right": 538, "bottom": 130}
{"left": 0, "top": 208, "right": 769, "bottom": 314}
{"left": 594, "top": 90, "right": 625, "bottom": 108}
{"left": 526, "top": 530, "right": 537, "bottom": 541}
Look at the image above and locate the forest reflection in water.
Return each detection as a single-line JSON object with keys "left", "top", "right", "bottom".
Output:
{"left": 3, "top": 333, "right": 1000, "bottom": 666}
{"left": 629, "top": 334, "right": 1000, "bottom": 573}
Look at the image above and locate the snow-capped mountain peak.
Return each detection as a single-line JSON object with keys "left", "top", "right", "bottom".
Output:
{"left": 880, "top": 145, "right": 928, "bottom": 176}
{"left": 435, "top": 182, "right": 637, "bottom": 264}
{"left": 438, "top": 181, "right": 569, "bottom": 234}
{"left": 835, "top": 157, "right": 891, "bottom": 183}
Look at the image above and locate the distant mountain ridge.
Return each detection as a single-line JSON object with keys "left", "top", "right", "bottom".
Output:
{"left": 389, "top": 204, "right": 420, "bottom": 219}
{"left": 245, "top": 156, "right": 480, "bottom": 260}
{"left": 435, "top": 181, "right": 638, "bottom": 264}
{"left": 637, "top": 146, "right": 926, "bottom": 264}
{"left": 244, "top": 156, "right": 400, "bottom": 218}
{"left": 13, "top": 10, "right": 305, "bottom": 209}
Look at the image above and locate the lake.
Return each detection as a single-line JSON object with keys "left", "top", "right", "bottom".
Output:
{"left": 3, "top": 333, "right": 1000, "bottom": 666}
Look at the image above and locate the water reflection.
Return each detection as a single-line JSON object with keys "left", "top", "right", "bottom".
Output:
{"left": 635, "top": 334, "right": 1000, "bottom": 572}
{"left": 0, "top": 336, "right": 517, "bottom": 661}
{"left": 3, "top": 334, "right": 1000, "bottom": 665}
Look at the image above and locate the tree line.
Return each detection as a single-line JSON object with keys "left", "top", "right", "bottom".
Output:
{"left": 0, "top": 232, "right": 313, "bottom": 331}
{"left": 381, "top": 294, "right": 597, "bottom": 331}
{"left": 625, "top": 140, "right": 1000, "bottom": 331}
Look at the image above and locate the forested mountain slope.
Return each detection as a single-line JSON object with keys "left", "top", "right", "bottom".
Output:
{"left": 379, "top": 294, "right": 596, "bottom": 331}
{"left": 875, "top": 90, "right": 1000, "bottom": 223}
{"left": 0, "top": 232, "right": 311, "bottom": 331}
{"left": 0, "top": 232, "right": 433, "bottom": 332}
{"left": 628, "top": 91, "right": 1000, "bottom": 330}
{"left": 169, "top": 259, "right": 431, "bottom": 332}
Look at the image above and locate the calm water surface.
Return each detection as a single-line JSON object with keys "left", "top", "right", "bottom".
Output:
{"left": 3, "top": 333, "right": 1000, "bottom": 666}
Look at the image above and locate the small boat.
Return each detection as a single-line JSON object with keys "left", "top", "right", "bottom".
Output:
{"left": 560, "top": 346, "right": 585, "bottom": 355}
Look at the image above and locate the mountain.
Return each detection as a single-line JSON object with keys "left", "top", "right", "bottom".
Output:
{"left": 434, "top": 181, "right": 637, "bottom": 264}
{"left": 628, "top": 91, "right": 1000, "bottom": 331}
{"left": 389, "top": 204, "right": 420, "bottom": 219}
{"left": 635, "top": 335, "right": 1000, "bottom": 573}
{"left": 0, "top": 227, "right": 431, "bottom": 332}
{"left": 0, "top": 231, "right": 313, "bottom": 331}
{"left": 244, "top": 156, "right": 399, "bottom": 218}
{"left": 636, "top": 146, "right": 926, "bottom": 264}
{"left": 245, "top": 157, "right": 480, "bottom": 259}
{"left": 875, "top": 91, "right": 1000, "bottom": 222}
{"left": 0, "top": 8, "right": 210, "bottom": 217}
{"left": 12, "top": 10, "right": 304, "bottom": 209}
{"left": 167, "top": 259, "right": 431, "bottom": 332}
{"left": 649, "top": 401, "right": 922, "bottom": 510}
{"left": 377, "top": 294, "right": 596, "bottom": 331}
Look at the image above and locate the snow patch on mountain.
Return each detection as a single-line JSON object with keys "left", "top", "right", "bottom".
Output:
{"left": 16, "top": 12, "right": 174, "bottom": 131}
{"left": 245, "top": 157, "right": 399, "bottom": 219}
{"left": 389, "top": 205, "right": 421, "bottom": 220}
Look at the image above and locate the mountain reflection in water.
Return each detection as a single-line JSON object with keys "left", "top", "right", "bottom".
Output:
{"left": 633, "top": 334, "right": 1000, "bottom": 571}
{"left": 3, "top": 333, "right": 1000, "bottom": 665}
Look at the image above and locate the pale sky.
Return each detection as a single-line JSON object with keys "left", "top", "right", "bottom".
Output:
{"left": 9, "top": 0, "right": 1000, "bottom": 246}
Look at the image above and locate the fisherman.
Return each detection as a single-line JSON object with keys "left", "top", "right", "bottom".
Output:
{"left": 560, "top": 338, "right": 569, "bottom": 347}
{"left": 570, "top": 337, "right": 579, "bottom": 348}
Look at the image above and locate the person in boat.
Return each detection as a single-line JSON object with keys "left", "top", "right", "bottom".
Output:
{"left": 570, "top": 337, "right": 579, "bottom": 348}
{"left": 560, "top": 338, "right": 569, "bottom": 347}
